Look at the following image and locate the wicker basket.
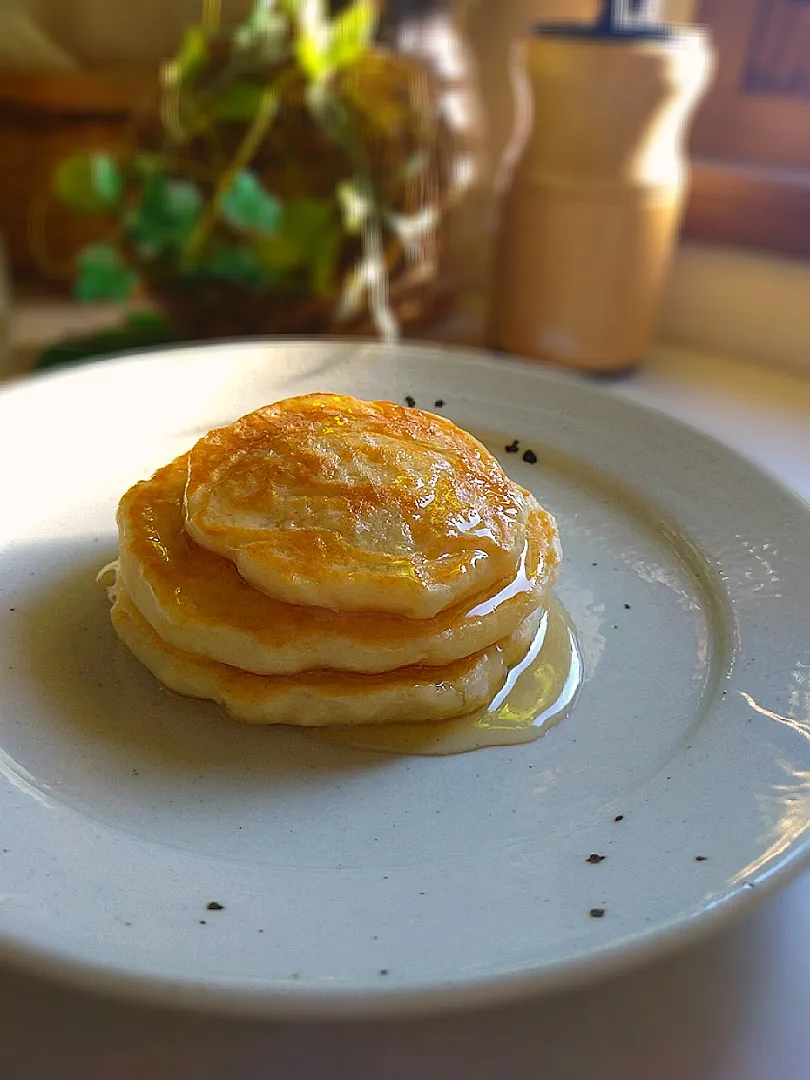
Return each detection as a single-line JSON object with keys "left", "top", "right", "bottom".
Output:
{"left": 131, "top": 44, "right": 454, "bottom": 337}
{"left": 146, "top": 266, "right": 453, "bottom": 340}
{"left": 0, "top": 70, "right": 152, "bottom": 288}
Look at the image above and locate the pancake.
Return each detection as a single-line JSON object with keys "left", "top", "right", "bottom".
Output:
{"left": 117, "top": 454, "right": 561, "bottom": 675}
{"left": 184, "top": 394, "right": 537, "bottom": 619}
{"left": 111, "top": 584, "right": 543, "bottom": 727}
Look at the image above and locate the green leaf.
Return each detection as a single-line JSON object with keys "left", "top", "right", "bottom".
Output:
{"left": 211, "top": 82, "right": 267, "bottom": 122}
{"left": 54, "top": 152, "right": 123, "bottom": 214}
{"left": 256, "top": 231, "right": 306, "bottom": 272}
{"left": 295, "top": 0, "right": 330, "bottom": 80}
{"left": 124, "top": 311, "right": 171, "bottom": 333}
{"left": 235, "top": 4, "right": 288, "bottom": 62}
{"left": 256, "top": 196, "right": 336, "bottom": 273}
{"left": 74, "top": 244, "right": 138, "bottom": 301}
{"left": 176, "top": 25, "right": 208, "bottom": 83}
{"left": 127, "top": 175, "right": 203, "bottom": 257}
{"left": 336, "top": 179, "right": 370, "bottom": 234}
{"left": 246, "top": 0, "right": 286, "bottom": 25}
{"left": 192, "top": 242, "right": 275, "bottom": 289}
{"left": 286, "top": 195, "right": 335, "bottom": 235}
{"left": 297, "top": 30, "right": 330, "bottom": 81}
{"left": 282, "top": 197, "right": 336, "bottom": 263}
{"left": 329, "top": 0, "right": 376, "bottom": 70}
{"left": 220, "top": 171, "right": 282, "bottom": 235}
{"left": 142, "top": 175, "right": 202, "bottom": 223}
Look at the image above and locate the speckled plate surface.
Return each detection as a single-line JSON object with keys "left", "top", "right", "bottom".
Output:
{"left": 0, "top": 341, "right": 808, "bottom": 1018}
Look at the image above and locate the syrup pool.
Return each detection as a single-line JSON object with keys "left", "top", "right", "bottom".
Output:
{"left": 312, "top": 595, "right": 581, "bottom": 757}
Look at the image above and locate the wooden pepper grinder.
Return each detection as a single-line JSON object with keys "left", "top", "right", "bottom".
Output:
{"left": 488, "top": 0, "right": 714, "bottom": 373}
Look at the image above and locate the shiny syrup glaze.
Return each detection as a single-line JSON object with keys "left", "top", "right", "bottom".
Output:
{"left": 183, "top": 394, "right": 538, "bottom": 617}
{"left": 312, "top": 595, "right": 581, "bottom": 756}
{"left": 186, "top": 394, "right": 524, "bottom": 554}
{"left": 119, "top": 455, "right": 559, "bottom": 659}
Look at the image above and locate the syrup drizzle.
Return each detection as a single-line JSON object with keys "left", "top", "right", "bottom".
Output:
{"left": 313, "top": 595, "right": 581, "bottom": 757}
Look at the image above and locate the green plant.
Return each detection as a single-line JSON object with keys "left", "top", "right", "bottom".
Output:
{"left": 52, "top": 0, "right": 440, "bottom": 335}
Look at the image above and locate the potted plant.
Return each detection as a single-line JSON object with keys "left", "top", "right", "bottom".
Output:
{"left": 50, "top": 0, "right": 453, "bottom": 341}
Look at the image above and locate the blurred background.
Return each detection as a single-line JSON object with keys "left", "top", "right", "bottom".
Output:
{"left": 0, "top": 0, "right": 807, "bottom": 378}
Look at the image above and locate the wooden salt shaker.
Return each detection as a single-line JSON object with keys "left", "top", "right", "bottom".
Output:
{"left": 489, "top": 4, "right": 713, "bottom": 373}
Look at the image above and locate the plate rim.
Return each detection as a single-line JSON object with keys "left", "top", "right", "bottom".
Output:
{"left": 0, "top": 849, "right": 806, "bottom": 1020}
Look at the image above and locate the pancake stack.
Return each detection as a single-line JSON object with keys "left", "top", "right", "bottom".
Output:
{"left": 108, "top": 394, "right": 562, "bottom": 726}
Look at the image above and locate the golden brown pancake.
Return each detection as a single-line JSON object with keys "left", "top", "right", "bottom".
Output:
{"left": 116, "top": 454, "right": 561, "bottom": 675}
{"left": 106, "top": 392, "right": 564, "bottom": 733}
{"left": 111, "top": 584, "right": 543, "bottom": 727}
{"left": 184, "top": 394, "right": 538, "bottom": 619}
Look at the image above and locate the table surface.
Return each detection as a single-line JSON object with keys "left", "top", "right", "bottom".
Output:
{"left": 0, "top": 336, "right": 808, "bottom": 1080}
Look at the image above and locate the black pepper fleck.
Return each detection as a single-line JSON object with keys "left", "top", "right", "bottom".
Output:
{"left": 434, "top": 399, "right": 445, "bottom": 408}
{"left": 405, "top": 396, "right": 416, "bottom": 407}
{"left": 694, "top": 855, "right": 708, "bottom": 862}
{"left": 522, "top": 449, "right": 538, "bottom": 465}
{"left": 8, "top": 608, "right": 14, "bottom": 613}
{"left": 206, "top": 901, "right": 224, "bottom": 911}
{"left": 505, "top": 439, "right": 520, "bottom": 454}
{"left": 589, "top": 908, "right": 606, "bottom": 919}
{"left": 586, "top": 854, "right": 606, "bottom": 864}
{"left": 199, "top": 920, "right": 206, "bottom": 925}
{"left": 614, "top": 814, "right": 624, "bottom": 822}
{"left": 624, "top": 603, "right": 631, "bottom": 610}
{"left": 379, "top": 968, "right": 389, "bottom": 976}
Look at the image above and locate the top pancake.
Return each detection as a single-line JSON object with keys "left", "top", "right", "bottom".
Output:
{"left": 184, "top": 394, "right": 536, "bottom": 619}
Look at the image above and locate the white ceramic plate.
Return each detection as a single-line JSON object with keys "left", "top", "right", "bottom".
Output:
{"left": 0, "top": 341, "right": 808, "bottom": 1018}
